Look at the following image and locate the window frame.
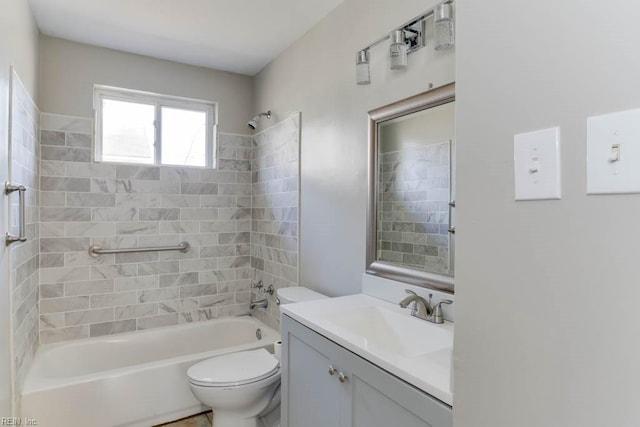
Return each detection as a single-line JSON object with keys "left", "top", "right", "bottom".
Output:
{"left": 93, "top": 85, "right": 218, "bottom": 168}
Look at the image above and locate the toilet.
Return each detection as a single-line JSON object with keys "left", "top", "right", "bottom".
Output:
{"left": 187, "top": 286, "right": 328, "bottom": 427}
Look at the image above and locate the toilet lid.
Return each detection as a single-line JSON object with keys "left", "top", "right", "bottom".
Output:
{"left": 187, "top": 348, "right": 279, "bottom": 387}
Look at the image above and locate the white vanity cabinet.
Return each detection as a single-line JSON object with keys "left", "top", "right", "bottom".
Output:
{"left": 281, "top": 315, "right": 453, "bottom": 427}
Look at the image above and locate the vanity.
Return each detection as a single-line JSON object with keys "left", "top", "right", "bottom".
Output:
{"left": 279, "top": 83, "right": 456, "bottom": 426}
{"left": 280, "top": 295, "right": 453, "bottom": 427}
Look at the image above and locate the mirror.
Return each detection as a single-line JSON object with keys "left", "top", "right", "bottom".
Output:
{"left": 366, "top": 83, "right": 455, "bottom": 294}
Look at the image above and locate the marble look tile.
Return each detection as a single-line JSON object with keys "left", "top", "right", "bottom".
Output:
{"left": 41, "top": 146, "right": 90, "bottom": 162}
{"left": 40, "top": 267, "right": 91, "bottom": 284}
{"left": 136, "top": 313, "right": 179, "bottom": 330}
{"left": 92, "top": 207, "right": 138, "bottom": 222}
{"left": 179, "top": 258, "right": 218, "bottom": 273}
{"left": 90, "top": 291, "right": 137, "bottom": 309}
{"left": 114, "top": 303, "right": 158, "bottom": 320}
{"left": 200, "top": 170, "right": 237, "bottom": 183}
{"left": 179, "top": 309, "right": 217, "bottom": 324}
{"left": 66, "top": 162, "right": 116, "bottom": 179}
{"left": 90, "top": 319, "right": 136, "bottom": 337}
{"left": 40, "top": 283, "right": 64, "bottom": 298}
{"left": 65, "top": 279, "right": 114, "bottom": 296}
{"left": 180, "top": 183, "right": 218, "bottom": 195}
{"left": 116, "top": 221, "right": 159, "bottom": 235}
{"left": 138, "top": 261, "right": 179, "bottom": 276}
{"left": 91, "top": 179, "right": 117, "bottom": 193}
{"left": 40, "top": 296, "right": 90, "bottom": 314}
{"left": 40, "top": 253, "right": 65, "bottom": 269}
{"left": 41, "top": 160, "right": 66, "bottom": 177}
{"left": 116, "top": 165, "right": 160, "bottom": 180}
{"left": 66, "top": 192, "right": 115, "bottom": 207}
{"left": 139, "top": 208, "right": 179, "bottom": 221}
{"left": 40, "top": 191, "right": 66, "bottom": 207}
{"left": 161, "top": 195, "right": 200, "bottom": 208}
{"left": 66, "top": 133, "right": 91, "bottom": 148}
{"left": 115, "top": 276, "right": 159, "bottom": 292}
{"left": 138, "top": 287, "right": 179, "bottom": 303}
{"left": 159, "top": 221, "right": 199, "bottom": 234}
{"left": 40, "top": 113, "right": 92, "bottom": 133}
{"left": 65, "top": 308, "right": 114, "bottom": 326}
{"left": 64, "top": 251, "right": 114, "bottom": 267}
{"left": 41, "top": 207, "right": 91, "bottom": 222}
{"left": 41, "top": 130, "right": 65, "bottom": 146}
{"left": 40, "top": 237, "right": 90, "bottom": 253}
{"left": 179, "top": 283, "right": 218, "bottom": 298}
{"left": 40, "top": 313, "right": 64, "bottom": 330}
{"left": 65, "top": 222, "right": 115, "bottom": 237}
{"left": 40, "top": 325, "right": 89, "bottom": 344}
{"left": 199, "top": 220, "right": 236, "bottom": 233}
{"left": 91, "top": 264, "right": 138, "bottom": 280}
{"left": 158, "top": 298, "right": 198, "bottom": 314}
{"left": 159, "top": 272, "right": 199, "bottom": 287}
{"left": 197, "top": 269, "right": 233, "bottom": 284}
{"left": 198, "top": 293, "right": 234, "bottom": 308}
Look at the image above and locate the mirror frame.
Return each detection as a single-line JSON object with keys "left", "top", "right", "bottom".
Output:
{"left": 366, "top": 82, "right": 455, "bottom": 294}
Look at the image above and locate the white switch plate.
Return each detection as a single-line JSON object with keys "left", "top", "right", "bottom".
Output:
{"left": 587, "top": 108, "right": 640, "bottom": 194}
{"left": 514, "top": 127, "right": 561, "bottom": 201}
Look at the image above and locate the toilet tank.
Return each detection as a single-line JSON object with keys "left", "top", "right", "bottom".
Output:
{"left": 276, "top": 287, "right": 328, "bottom": 306}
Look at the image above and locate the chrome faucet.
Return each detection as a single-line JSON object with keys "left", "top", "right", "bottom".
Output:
{"left": 399, "top": 290, "right": 452, "bottom": 324}
{"left": 250, "top": 299, "right": 268, "bottom": 310}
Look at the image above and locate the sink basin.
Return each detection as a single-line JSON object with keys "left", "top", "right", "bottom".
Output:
{"left": 324, "top": 306, "right": 452, "bottom": 358}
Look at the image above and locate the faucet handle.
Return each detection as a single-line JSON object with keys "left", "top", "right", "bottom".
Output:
{"left": 404, "top": 289, "right": 417, "bottom": 296}
{"left": 430, "top": 299, "right": 453, "bottom": 324}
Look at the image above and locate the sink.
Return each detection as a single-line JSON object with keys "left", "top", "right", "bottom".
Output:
{"left": 324, "top": 306, "right": 452, "bottom": 358}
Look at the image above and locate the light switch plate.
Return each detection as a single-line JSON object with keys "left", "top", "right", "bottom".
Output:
{"left": 514, "top": 127, "right": 561, "bottom": 201}
{"left": 587, "top": 108, "right": 640, "bottom": 194}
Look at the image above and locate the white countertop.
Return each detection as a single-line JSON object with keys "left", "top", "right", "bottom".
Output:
{"left": 281, "top": 293, "right": 453, "bottom": 406}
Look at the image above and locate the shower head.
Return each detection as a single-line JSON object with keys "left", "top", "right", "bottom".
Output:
{"left": 247, "top": 110, "right": 272, "bottom": 130}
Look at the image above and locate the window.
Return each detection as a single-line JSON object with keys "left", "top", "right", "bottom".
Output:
{"left": 94, "top": 85, "right": 217, "bottom": 167}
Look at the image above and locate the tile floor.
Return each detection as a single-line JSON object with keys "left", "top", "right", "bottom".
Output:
{"left": 155, "top": 411, "right": 213, "bottom": 427}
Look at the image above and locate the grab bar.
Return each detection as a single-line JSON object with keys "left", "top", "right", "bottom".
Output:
{"left": 88, "top": 241, "right": 191, "bottom": 258}
{"left": 5, "top": 182, "right": 27, "bottom": 246}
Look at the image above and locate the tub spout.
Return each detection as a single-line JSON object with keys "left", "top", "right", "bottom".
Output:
{"left": 250, "top": 299, "right": 268, "bottom": 309}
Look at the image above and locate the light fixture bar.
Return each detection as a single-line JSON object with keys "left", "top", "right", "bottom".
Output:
{"left": 357, "top": 0, "right": 454, "bottom": 54}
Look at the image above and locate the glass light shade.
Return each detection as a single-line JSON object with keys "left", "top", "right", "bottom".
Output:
{"left": 356, "top": 50, "right": 371, "bottom": 85}
{"left": 390, "top": 30, "right": 408, "bottom": 70}
{"left": 434, "top": 3, "right": 455, "bottom": 51}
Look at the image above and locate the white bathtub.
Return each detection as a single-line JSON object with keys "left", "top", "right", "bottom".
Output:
{"left": 22, "top": 316, "right": 279, "bottom": 427}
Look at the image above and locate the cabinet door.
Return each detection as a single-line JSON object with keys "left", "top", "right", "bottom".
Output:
{"left": 334, "top": 341, "right": 452, "bottom": 427}
{"left": 282, "top": 315, "right": 453, "bottom": 427}
{"left": 282, "top": 319, "right": 343, "bottom": 427}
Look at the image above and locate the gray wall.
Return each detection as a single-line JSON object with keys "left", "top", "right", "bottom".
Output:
{"left": 254, "top": 0, "right": 455, "bottom": 296}
{"left": 454, "top": 1, "right": 640, "bottom": 426}
{"left": 38, "top": 36, "right": 254, "bottom": 134}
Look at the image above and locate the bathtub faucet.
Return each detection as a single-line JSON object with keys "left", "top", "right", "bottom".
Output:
{"left": 250, "top": 299, "right": 268, "bottom": 310}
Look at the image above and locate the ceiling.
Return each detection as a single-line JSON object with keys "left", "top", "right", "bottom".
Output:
{"left": 29, "top": 0, "right": 343, "bottom": 76}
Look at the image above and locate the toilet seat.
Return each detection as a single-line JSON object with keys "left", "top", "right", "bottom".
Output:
{"left": 187, "top": 348, "right": 280, "bottom": 388}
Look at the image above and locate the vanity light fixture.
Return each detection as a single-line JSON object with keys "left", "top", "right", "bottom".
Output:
{"left": 434, "top": 3, "right": 455, "bottom": 51}
{"left": 355, "top": 0, "right": 454, "bottom": 84}
{"left": 389, "top": 30, "right": 409, "bottom": 70}
{"left": 356, "top": 50, "right": 371, "bottom": 85}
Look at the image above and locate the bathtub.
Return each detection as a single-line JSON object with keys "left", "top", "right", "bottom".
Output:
{"left": 22, "top": 316, "right": 279, "bottom": 427}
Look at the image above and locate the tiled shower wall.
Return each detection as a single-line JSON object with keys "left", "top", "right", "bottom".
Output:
{"left": 378, "top": 142, "right": 451, "bottom": 275}
{"left": 9, "top": 71, "right": 40, "bottom": 409}
{"left": 38, "top": 113, "right": 255, "bottom": 344}
{"left": 250, "top": 114, "right": 300, "bottom": 329}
